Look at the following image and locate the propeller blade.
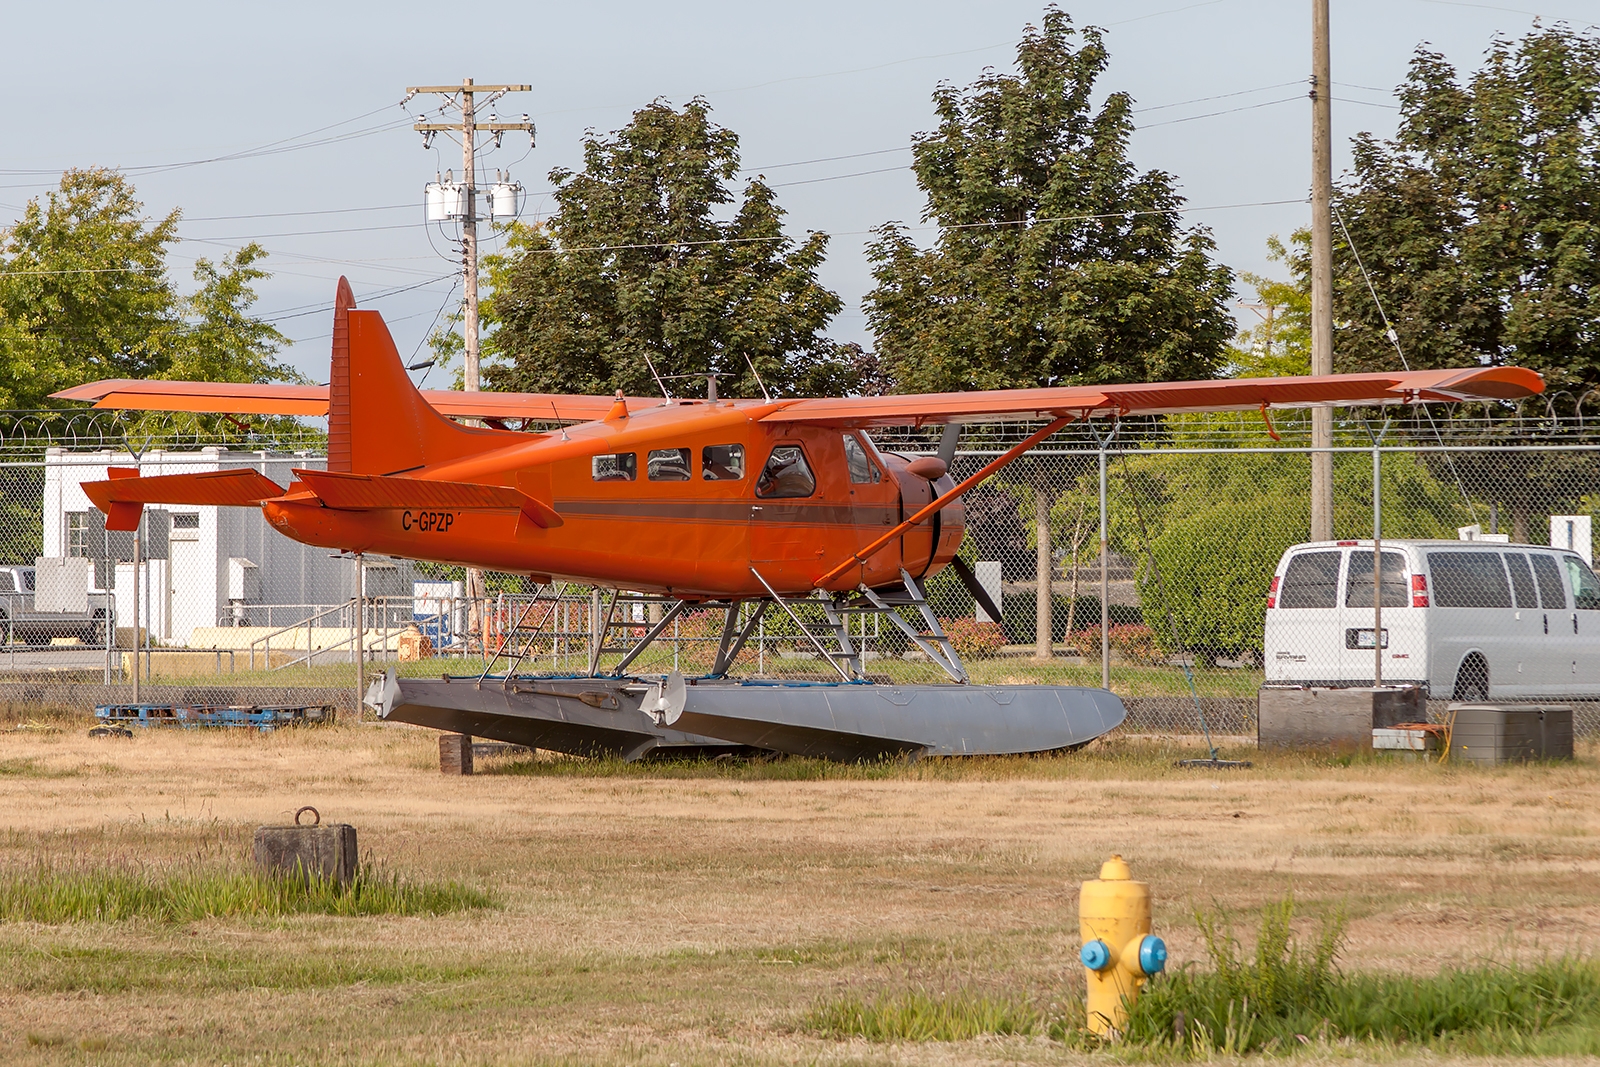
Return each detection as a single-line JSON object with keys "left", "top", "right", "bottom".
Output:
{"left": 938, "top": 422, "right": 962, "bottom": 467}
{"left": 949, "top": 557, "right": 1006, "bottom": 639}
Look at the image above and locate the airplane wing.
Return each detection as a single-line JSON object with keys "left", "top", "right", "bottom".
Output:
{"left": 759, "top": 366, "right": 1545, "bottom": 427}
{"left": 49, "top": 379, "right": 652, "bottom": 423}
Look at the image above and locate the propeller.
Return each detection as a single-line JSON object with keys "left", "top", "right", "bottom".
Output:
{"left": 938, "top": 422, "right": 961, "bottom": 467}
{"left": 949, "top": 557, "right": 1007, "bottom": 640}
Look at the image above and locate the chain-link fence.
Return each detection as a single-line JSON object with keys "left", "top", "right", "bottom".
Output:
{"left": 3, "top": 409, "right": 1598, "bottom": 734}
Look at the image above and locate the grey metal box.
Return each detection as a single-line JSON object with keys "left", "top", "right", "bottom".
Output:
{"left": 1539, "top": 706, "right": 1574, "bottom": 760}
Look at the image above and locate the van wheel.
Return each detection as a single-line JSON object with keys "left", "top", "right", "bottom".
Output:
{"left": 1453, "top": 656, "right": 1489, "bottom": 701}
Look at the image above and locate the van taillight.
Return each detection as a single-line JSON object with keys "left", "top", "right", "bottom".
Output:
{"left": 1267, "top": 575, "right": 1280, "bottom": 608}
{"left": 1411, "top": 573, "right": 1429, "bottom": 607}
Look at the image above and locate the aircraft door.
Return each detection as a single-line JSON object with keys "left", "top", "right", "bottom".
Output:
{"left": 750, "top": 442, "right": 819, "bottom": 587}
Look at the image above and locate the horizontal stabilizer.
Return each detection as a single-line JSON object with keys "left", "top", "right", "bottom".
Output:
{"left": 292, "top": 469, "right": 563, "bottom": 529}
{"left": 84, "top": 468, "right": 286, "bottom": 529}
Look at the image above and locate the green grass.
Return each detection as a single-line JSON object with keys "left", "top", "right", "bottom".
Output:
{"left": 1123, "top": 898, "right": 1600, "bottom": 1056}
{"left": 806, "top": 901, "right": 1600, "bottom": 1056}
{"left": 805, "top": 989, "right": 1046, "bottom": 1042}
{"left": 0, "top": 862, "right": 493, "bottom": 923}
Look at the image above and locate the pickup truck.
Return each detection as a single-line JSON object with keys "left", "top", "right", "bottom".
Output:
{"left": 0, "top": 563, "right": 113, "bottom": 645}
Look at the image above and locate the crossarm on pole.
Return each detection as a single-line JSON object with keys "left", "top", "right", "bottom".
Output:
{"left": 814, "top": 415, "right": 1073, "bottom": 587}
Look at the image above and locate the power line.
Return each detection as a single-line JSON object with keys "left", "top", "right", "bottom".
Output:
{"left": 515, "top": 197, "right": 1308, "bottom": 256}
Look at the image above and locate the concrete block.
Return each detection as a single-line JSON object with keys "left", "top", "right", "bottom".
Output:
{"left": 1257, "top": 686, "right": 1425, "bottom": 749}
{"left": 253, "top": 818, "right": 357, "bottom": 885}
{"left": 440, "top": 732, "right": 473, "bottom": 775}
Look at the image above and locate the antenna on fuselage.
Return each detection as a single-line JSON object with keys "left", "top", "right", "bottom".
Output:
{"left": 744, "top": 353, "right": 772, "bottom": 403}
{"left": 549, "top": 400, "right": 569, "bottom": 441}
{"left": 640, "top": 350, "right": 672, "bottom": 400}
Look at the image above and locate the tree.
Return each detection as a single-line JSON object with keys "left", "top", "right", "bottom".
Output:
{"left": 0, "top": 169, "right": 180, "bottom": 410}
{"left": 0, "top": 169, "right": 298, "bottom": 422}
{"left": 1261, "top": 26, "right": 1600, "bottom": 541}
{"left": 1330, "top": 25, "right": 1600, "bottom": 396}
{"left": 482, "top": 99, "right": 860, "bottom": 399}
{"left": 164, "top": 243, "right": 295, "bottom": 386}
{"left": 1229, "top": 234, "right": 1311, "bottom": 378}
{"left": 862, "top": 8, "right": 1236, "bottom": 393}
{"left": 864, "top": 7, "right": 1235, "bottom": 656}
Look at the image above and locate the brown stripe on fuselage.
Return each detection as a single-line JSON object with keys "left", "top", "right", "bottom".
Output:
{"left": 554, "top": 499, "right": 897, "bottom": 526}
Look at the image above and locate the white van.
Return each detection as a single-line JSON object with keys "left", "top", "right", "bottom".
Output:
{"left": 1263, "top": 540, "right": 1600, "bottom": 699}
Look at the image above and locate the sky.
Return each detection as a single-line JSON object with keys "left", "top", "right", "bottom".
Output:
{"left": 1, "top": 0, "right": 1594, "bottom": 387}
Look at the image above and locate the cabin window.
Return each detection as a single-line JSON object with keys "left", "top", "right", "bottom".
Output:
{"left": 647, "top": 448, "right": 692, "bottom": 481}
{"left": 591, "top": 453, "right": 637, "bottom": 482}
{"left": 702, "top": 444, "right": 744, "bottom": 480}
{"left": 842, "top": 434, "right": 880, "bottom": 484}
{"left": 172, "top": 513, "right": 200, "bottom": 529}
{"left": 0, "top": 572, "right": 13, "bottom": 594}
{"left": 1503, "top": 552, "right": 1539, "bottom": 609}
{"left": 1428, "top": 551, "right": 1512, "bottom": 608}
{"left": 1277, "top": 551, "right": 1340, "bottom": 609}
{"left": 1531, "top": 554, "right": 1568, "bottom": 609}
{"left": 755, "top": 445, "right": 815, "bottom": 499}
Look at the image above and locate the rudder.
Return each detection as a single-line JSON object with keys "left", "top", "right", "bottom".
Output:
{"left": 327, "top": 277, "right": 514, "bottom": 475}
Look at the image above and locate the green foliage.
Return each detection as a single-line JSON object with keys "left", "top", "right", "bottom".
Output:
{"left": 0, "top": 861, "right": 492, "bottom": 923}
{"left": 1126, "top": 899, "right": 1600, "bottom": 1056}
{"left": 938, "top": 617, "right": 1005, "bottom": 659}
{"left": 1328, "top": 25, "right": 1600, "bottom": 402}
{"left": 0, "top": 169, "right": 180, "bottom": 410}
{"left": 0, "top": 168, "right": 298, "bottom": 417}
{"left": 863, "top": 8, "right": 1235, "bottom": 394}
{"left": 163, "top": 243, "right": 297, "bottom": 386}
{"left": 806, "top": 989, "right": 1042, "bottom": 1041}
{"left": 1228, "top": 234, "right": 1311, "bottom": 378}
{"left": 483, "top": 99, "right": 865, "bottom": 399}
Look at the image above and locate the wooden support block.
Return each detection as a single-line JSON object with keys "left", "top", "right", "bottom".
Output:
{"left": 252, "top": 822, "right": 357, "bottom": 885}
{"left": 440, "top": 732, "right": 473, "bottom": 775}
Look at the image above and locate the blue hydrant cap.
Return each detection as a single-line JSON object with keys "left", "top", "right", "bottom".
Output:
{"left": 1080, "top": 939, "right": 1111, "bottom": 971}
{"left": 1139, "top": 935, "right": 1168, "bottom": 976}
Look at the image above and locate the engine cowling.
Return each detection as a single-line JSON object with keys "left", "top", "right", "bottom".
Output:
{"left": 880, "top": 453, "right": 965, "bottom": 580}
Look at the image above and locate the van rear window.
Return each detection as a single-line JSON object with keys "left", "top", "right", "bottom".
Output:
{"left": 0, "top": 572, "right": 12, "bottom": 594}
{"left": 1279, "top": 551, "right": 1341, "bottom": 608}
{"left": 1345, "top": 550, "right": 1407, "bottom": 607}
{"left": 1427, "top": 552, "right": 1511, "bottom": 608}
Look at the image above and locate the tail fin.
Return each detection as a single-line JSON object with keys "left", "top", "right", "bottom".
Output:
{"left": 327, "top": 277, "right": 517, "bottom": 475}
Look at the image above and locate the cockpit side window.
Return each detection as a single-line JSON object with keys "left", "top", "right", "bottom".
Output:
{"left": 755, "top": 445, "right": 816, "bottom": 498}
{"left": 842, "top": 434, "right": 880, "bottom": 484}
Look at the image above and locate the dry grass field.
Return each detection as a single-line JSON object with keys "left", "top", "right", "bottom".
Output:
{"left": 0, "top": 708, "right": 1596, "bottom": 1065}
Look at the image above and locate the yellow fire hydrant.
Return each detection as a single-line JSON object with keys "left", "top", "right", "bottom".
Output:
{"left": 1079, "top": 854, "right": 1166, "bottom": 1037}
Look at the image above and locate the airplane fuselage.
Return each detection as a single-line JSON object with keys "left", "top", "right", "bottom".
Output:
{"left": 261, "top": 398, "right": 964, "bottom": 598}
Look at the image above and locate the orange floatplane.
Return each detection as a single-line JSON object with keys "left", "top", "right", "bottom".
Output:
{"left": 56, "top": 279, "right": 1543, "bottom": 761}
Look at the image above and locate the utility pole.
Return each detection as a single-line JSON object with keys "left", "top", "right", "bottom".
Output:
{"left": 1309, "top": 0, "right": 1335, "bottom": 541}
{"left": 408, "top": 79, "right": 533, "bottom": 390}
{"left": 409, "top": 79, "right": 533, "bottom": 643}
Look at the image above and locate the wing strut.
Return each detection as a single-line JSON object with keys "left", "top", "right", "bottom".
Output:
{"left": 815, "top": 415, "right": 1073, "bottom": 587}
